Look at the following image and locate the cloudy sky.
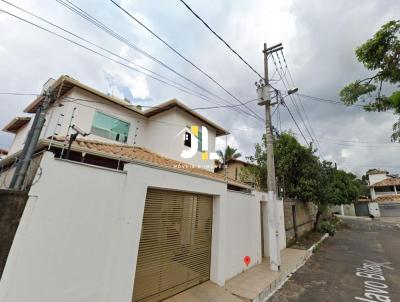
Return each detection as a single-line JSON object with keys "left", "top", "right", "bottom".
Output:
{"left": 0, "top": 0, "right": 399, "bottom": 176}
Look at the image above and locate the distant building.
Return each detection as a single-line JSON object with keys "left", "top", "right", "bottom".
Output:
{"left": 214, "top": 158, "right": 255, "bottom": 187}
{"left": 367, "top": 169, "right": 400, "bottom": 217}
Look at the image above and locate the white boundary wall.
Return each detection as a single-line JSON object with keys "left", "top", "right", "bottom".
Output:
{"left": 225, "top": 190, "right": 262, "bottom": 280}
{"left": 1, "top": 152, "right": 276, "bottom": 302}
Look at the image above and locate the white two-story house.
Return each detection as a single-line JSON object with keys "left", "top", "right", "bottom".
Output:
{"left": 367, "top": 169, "right": 400, "bottom": 217}
{"left": 3, "top": 75, "right": 226, "bottom": 172}
{"left": 0, "top": 75, "right": 287, "bottom": 302}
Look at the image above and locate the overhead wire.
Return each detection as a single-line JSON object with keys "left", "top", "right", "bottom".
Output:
{"left": 177, "top": 0, "right": 264, "bottom": 79}
{"left": 108, "top": 0, "right": 265, "bottom": 121}
{"left": 2, "top": 0, "right": 228, "bottom": 108}
{"left": 0, "top": 3, "right": 263, "bottom": 123}
{"left": 278, "top": 50, "right": 324, "bottom": 156}
{"left": 55, "top": 0, "right": 259, "bottom": 119}
{"left": 273, "top": 52, "right": 315, "bottom": 144}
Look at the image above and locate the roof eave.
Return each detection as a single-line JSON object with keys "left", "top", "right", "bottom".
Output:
{"left": 144, "top": 99, "right": 229, "bottom": 136}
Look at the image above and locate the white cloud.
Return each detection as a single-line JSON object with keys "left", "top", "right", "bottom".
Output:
{"left": 340, "top": 149, "right": 351, "bottom": 158}
{"left": 0, "top": 0, "right": 399, "bottom": 178}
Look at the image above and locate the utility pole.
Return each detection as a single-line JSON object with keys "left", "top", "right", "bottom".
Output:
{"left": 257, "top": 42, "right": 283, "bottom": 271}
{"left": 10, "top": 89, "right": 53, "bottom": 190}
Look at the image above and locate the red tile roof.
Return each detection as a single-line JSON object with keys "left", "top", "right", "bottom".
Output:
{"left": 371, "top": 178, "right": 400, "bottom": 187}
{"left": 49, "top": 137, "right": 249, "bottom": 188}
{"left": 375, "top": 195, "right": 400, "bottom": 203}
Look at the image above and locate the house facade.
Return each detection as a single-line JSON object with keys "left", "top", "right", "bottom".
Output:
{"left": 367, "top": 169, "right": 400, "bottom": 217}
{"left": 3, "top": 76, "right": 225, "bottom": 172}
{"left": 0, "top": 76, "right": 286, "bottom": 302}
{"left": 214, "top": 158, "right": 255, "bottom": 187}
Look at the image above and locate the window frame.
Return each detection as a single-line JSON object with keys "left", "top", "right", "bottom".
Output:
{"left": 91, "top": 111, "right": 130, "bottom": 143}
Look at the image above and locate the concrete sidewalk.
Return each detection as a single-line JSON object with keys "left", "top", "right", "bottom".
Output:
{"left": 165, "top": 248, "right": 312, "bottom": 302}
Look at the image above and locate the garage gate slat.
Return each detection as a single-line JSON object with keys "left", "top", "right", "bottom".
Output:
{"left": 132, "top": 189, "right": 213, "bottom": 302}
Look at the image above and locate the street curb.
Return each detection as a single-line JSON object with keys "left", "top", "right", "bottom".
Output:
{"left": 263, "top": 233, "right": 329, "bottom": 302}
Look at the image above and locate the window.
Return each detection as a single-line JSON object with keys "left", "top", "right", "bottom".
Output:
{"left": 91, "top": 111, "right": 130, "bottom": 143}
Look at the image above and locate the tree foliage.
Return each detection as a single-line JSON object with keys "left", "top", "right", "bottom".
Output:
{"left": 340, "top": 20, "right": 400, "bottom": 141}
{"left": 243, "top": 132, "right": 362, "bottom": 228}
{"left": 216, "top": 145, "right": 242, "bottom": 163}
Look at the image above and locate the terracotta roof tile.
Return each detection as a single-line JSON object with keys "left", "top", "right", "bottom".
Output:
{"left": 50, "top": 137, "right": 249, "bottom": 188}
{"left": 371, "top": 178, "right": 400, "bottom": 187}
{"left": 375, "top": 195, "right": 400, "bottom": 203}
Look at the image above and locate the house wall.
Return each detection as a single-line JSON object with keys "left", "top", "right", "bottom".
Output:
{"left": 144, "top": 107, "right": 217, "bottom": 171}
{"left": 368, "top": 173, "right": 387, "bottom": 185}
{"left": 224, "top": 161, "right": 245, "bottom": 181}
{"left": 225, "top": 190, "right": 262, "bottom": 280}
{"left": 2, "top": 151, "right": 263, "bottom": 302}
{"left": 47, "top": 88, "right": 144, "bottom": 145}
{"left": 283, "top": 198, "right": 316, "bottom": 243}
{"left": 5, "top": 90, "right": 219, "bottom": 172}
{"left": 330, "top": 204, "right": 356, "bottom": 216}
{"left": 7, "top": 121, "right": 31, "bottom": 156}
{"left": 0, "top": 153, "right": 131, "bottom": 302}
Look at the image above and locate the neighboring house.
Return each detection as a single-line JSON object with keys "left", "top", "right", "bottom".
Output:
{"left": 214, "top": 158, "right": 255, "bottom": 186}
{"left": 0, "top": 75, "right": 287, "bottom": 302}
{"left": 367, "top": 169, "right": 400, "bottom": 217}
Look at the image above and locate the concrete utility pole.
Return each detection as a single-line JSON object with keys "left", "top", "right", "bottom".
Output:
{"left": 10, "top": 90, "right": 53, "bottom": 190}
{"left": 257, "top": 42, "right": 283, "bottom": 271}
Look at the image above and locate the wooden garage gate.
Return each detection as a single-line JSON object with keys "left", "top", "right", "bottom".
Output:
{"left": 132, "top": 189, "right": 213, "bottom": 302}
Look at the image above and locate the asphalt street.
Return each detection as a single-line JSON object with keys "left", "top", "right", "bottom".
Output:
{"left": 270, "top": 218, "right": 400, "bottom": 302}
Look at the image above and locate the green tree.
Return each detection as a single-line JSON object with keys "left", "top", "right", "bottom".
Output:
{"left": 244, "top": 132, "right": 362, "bottom": 229}
{"left": 340, "top": 20, "right": 400, "bottom": 141}
{"left": 216, "top": 145, "right": 242, "bottom": 163}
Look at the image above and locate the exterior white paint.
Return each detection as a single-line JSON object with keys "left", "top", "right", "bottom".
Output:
{"left": 0, "top": 151, "right": 243, "bottom": 302}
{"left": 43, "top": 88, "right": 144, "bottom": 146}
{"left": 143, "top": 107, "right": 217, "bottom": 171}
{"left": 7, "top": 120, "right": 31, "bottom": 155}
{"left": 5, "top": 88, "right": 219, "bottom": 171}
{"left": 368, "top": 173, "right": 388, "bottom": 185}
{"left": 368, "top": 202, "right": 381, "bottom": 217}
{"left": 254, "top": 192, "right": 286, "bottom": 258}
{"left": 225, "top": 190, "right": 262, "bottom": 280}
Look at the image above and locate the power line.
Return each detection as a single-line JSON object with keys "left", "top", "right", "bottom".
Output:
{"left": 55, "top": 0, "right": 257, "bottom": 120}
{"left": 282, "top": 102, "right": 308, "bottom": 144}
{"left": 0, "top": 92, "right": 38, "bottom": 96}
{"left": 298, "top": 93, "right": 394, "bottom": 114}
{"left": 177, "top": 0, "right": 263, "bottom": 79}
{"left": 108, "top": 0, "right": 265, "bottom": 122}
{"left": 0, "top": 5, "right": 262, "bottom": 124}
{"left": 277, "top": 50, "right": 323, "bottom": 156}
{"left": 273, "top": 53, "right": 315, "bottom": 143}
{"left": 0, "top": 91, "right": 258, "bottom": 111}
{"left": 2, "top": 0, "right": 226, "bottom": 108}
{"left": 270, "top": 54, "right": 311, "bottom": 146}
